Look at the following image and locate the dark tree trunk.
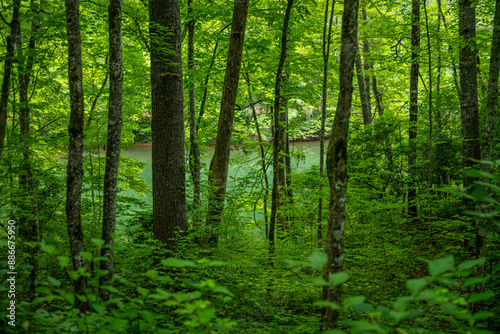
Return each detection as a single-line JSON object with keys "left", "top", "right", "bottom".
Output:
{"left": 149, "top": 0, "right": 188, "bottom": 246}
{"left": 187, "top": 0, "right": 201, "bottom": 222}
{"left": 355, "top": 44, "right": 371, "bottom": 125}
{"left": 0, "top": 0, "right": 21, "bottom": 161}
{"left": 322, "top": 0, "right": 359, "bottom": 329}
{"left": 99, "top": 0, "right": 123, "bottom": 302}
{"left": 424, "top": 0, "right": 433, "bottom": 190}
{"left": 244, "top": 71, "right": 270, "bottom": 237}
{"left": 270, "top": 0, "right": 294, "bottom": 251}
{"left": 477, "top": 0, "right": 500, "bottom": 273}
{"left": 18, "top": 0, "right": 42, "bottom": 301}
{"left": 360, "top": 2, "right": 371, "bottom": 118}
{"left": 408, "top": 0, "right": 419, "bottom": 220}
{"left": 64, "top": 0, "right": 89, "bottom": 312}
{"left": 318, "top": 0, "right": 336, "bottom": 247}
{"left": 206, "top": 0, "right": 249, "bottom": 246}
{"left": 372, "top": 76, "right": 384, "bottom": 117}
{"left": 459, "top": 0, "right": 480, "bottom": 189}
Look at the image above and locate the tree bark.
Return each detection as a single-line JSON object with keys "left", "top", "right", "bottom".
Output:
{"left": 99, "top": 0, "right": 123, "bottom": 302}
{"left": 244, "top": 71, "right": 270, "bottom": 238}
{"left": 149, "top": 0, "right": 188, "bottom": 246}
{"left": 64, "top": 0, "right": 89, "bottom": 312}
{"left": 459, "top": 0, "right": 480, "bottom": 189}
{"left": 355, "top": 44, "right": 371, "bottom": 125}
{"left": 322, "top": 0, "right": 359, "bottom": 329}
{"left": 205, "top": 0, "right": 249, "bottom": 246}
{"left": 0, "top": 0, "right": 21, "bottom": 161}
{"left": 187, "top": 0, "right": 201, "bottom": 223}
{"left": 408, "top": 0, "right": 420, "bottom": 220}
{"left": 18, "top": 0, "right": 42, "bottom": 302}
{"left": 477, "top": 0, "right": 500, "bottom": 274}
{"left": 423, "top": 0, "right": 433, "bottom": 190}
{"left": 270, "top": 0, "right": 294, "bottom": 251}
{"left": 318, "top": 0, "right": 336, "bottom": 247}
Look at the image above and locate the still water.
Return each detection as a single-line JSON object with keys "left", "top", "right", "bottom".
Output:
{"left": 121, "top": 140, "right": 322, "bottom": 204}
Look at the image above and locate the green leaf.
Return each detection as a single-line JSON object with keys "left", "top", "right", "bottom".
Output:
{"left": 57, "top": 255, "right": 70, "bottom": 268}
{"left": 393, "top": 296, "right": 413, "bottom": 311}
{"left": 468, "top": 292, "right": 495, "bottom": 303}
{"left": 40, "top": 243, "right": 56, "bottom": 255}
{"left": 343, "top": 296, "right": 365, "bottom": 308}
{"left": 427, "top": 256, "right": 455, "bottom": 276}
{"left": 80, "top": 252, "right": 93, "bottom": 261}
{"left": 471, "top": 184, "right": 487, "bottom": 201}
{"left": 464, "top": 168, "right": 497, "bottom": 180}
{"left": 463, "top": 276, "right": 489, "bottom": 287}
{"left": 328, "top": 272, "right": 349, "bottom": 286}
{"left": 472, "top": 311, "right": 494, "bottom": 321}
{"left": 91, "top": 238, "right": 106, "bottom": 248}
{"left": 161, "top": 258, "right": 196, "bottom": 268}
{"left": 308, "top": 251, "right": 328, "bottom": 269}
{"left": 407, "top": 278, "right": 427, "bottom": 294}
{"left": 313, "top": 300, "right": 341, "bottom": 310}
{"left": 458, "top": 257, "right": 486, "bottom": 271}
{"left": 352, "top": 303, "right": 373, "bottom": 313}
{"left": 137, "top": 287, "right": 149, "bottom": 297}
{"left": 389, "top": 310, "right": 411, "bottom": 324}
{"left": 306, "top": 276, "right": 329, "bottom": 286}
{"left": 47, "top": 276, "right": 61, "bottom": 287}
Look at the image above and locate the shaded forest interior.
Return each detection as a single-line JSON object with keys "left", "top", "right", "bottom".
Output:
{"left": 1, "top": 0, "right": 500, "bottom": 333}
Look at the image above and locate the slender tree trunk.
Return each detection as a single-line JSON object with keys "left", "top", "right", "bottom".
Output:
{"left": 372, "top": 76, "right": 384, "bottom": 117}
{"left": 355, "top": 44, "right": 371, "bottom": 125}
{"left": 423, "top": 0, "right": 433, "bottom": 190}
{"left": 270, "top": 0, "right": 294, "bottom": 251}
{"left": 408, "top": 0, "right": 420, "bottom": 220}
{"left": 150, "top": 0, "right": 188, "bottom": 246}
{"left": 198, "top": 42, "right": 219, "bottom": 125}
{"left": 360, "top": 2, "right": 371, "bottom": 118}
{"left": 18, "top": 0, "right": 41, "bottom": 301}
{"left": 64, "top": 0, "right": 89, "bottom": 312}
{"left": 99, "top": 0, "right": 123, "bottom": 302}
{"left": 244, "top": 71, "right": 270, "bottom": 237}
{"left": 459, "top": 0, "right": 480, "bottom": 189}
{"left": 318, "top": 0, "right": 336, "bottom": 247}
{"left": 187, "top": 0, "right": 201, "bottom": 222}
{"left": 322, "top": 0, "right": 359, "bottom": 329}
{"left": 0, "top": 0, "right": 21, "bottom": 161}
{"left": 477, "top": 0, "right": 500, "bottom": 275}
{"left": 206, "top": 0, "right": 249, "bottom": 246}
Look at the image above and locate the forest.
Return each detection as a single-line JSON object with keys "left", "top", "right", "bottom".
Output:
{"left": 0, "top": 0, "right": 499, "bottom": 332}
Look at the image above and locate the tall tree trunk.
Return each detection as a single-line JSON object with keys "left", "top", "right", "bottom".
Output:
{"left": 270, "top": 0, "right": 294, "bottom": 252}
{"left": 458, "top": 0, "right": 480, "bottom": 189}
{"left": 0, "top": 0, "right": 21, "bottom": 161}
{"left": 360, "top": 1, "right": 371, "bottom": 118}
{"left": 355, "top": 44, "right": 371, "bottom": 125}
{"left": 322, "top": 0, "right": 359, "bottom": 329}
{"left": 372, "top": 76, "right": 384, "bottom": 117}
{"left": 477, "top": 0, "right": 500, "bottom": 275}
{"left": 18, "top": 0, "right": 41, "bottom": 301}
{"left": 187, "top": 0, "right": 201, "bottom": 223}
{"left": 149, "top": 0, "right": 188, "bottom": 246}
{"left": 244, "top": 71, "right": 270, "bottom": 237}
{"left": 99, "top": 0, "right": 123, "bottom": 302}
{"left": 423, "top": 0, "right": 433, "bottom": 190}
{"left": 64, "top": 0, "right": 89, "bottom": 312}
{"left": 318, "top": 0, "right": 336, "bottom": 247}
{"left": 205, "top": 0, "right": 249, "bottom": 246}
{"left": 408, "top": 0, "right": 420, "bottom": 220}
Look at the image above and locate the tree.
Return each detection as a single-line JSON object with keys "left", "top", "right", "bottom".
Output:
{"left": 205, "top": 0, "right": 249, "bottom": 245}
{"left": 99, "top": 0, "right": 123, "bottom": 302}
{"left": 322, "top": 0, "right": 359, "bottom": 328}
{"left": 149, "top": 0, "right": 188, "bottom": 245}
{"left": 64, "top": 0, "right": 89, "bottom": 312}
{"left": 0, "top": 0, "right": 21, "bottom": 161}
{"left": 408, "top": 0, "right": 420, "bottom": 220}
{"left": 318, "top": 0, "right": 336, "bottom": 246}
{"left": 18, "top": 0, "right": 42, "bottom": 301}
{"left": 270, "top": 0, "right": 295, "bottom": 251}
{"left": 477, "top": 0, "right": 500, "bottom": 273}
